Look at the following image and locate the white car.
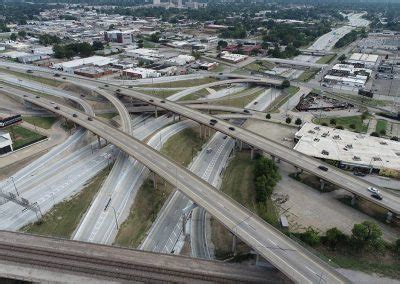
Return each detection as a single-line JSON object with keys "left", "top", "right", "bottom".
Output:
{"left": 368, "top": 186, "right": 380, "bottom": 194}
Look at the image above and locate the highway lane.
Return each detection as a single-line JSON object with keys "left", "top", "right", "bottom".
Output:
{"left": 141, "top": 132, "right": 234, "bottom": 255}
{"left": 17, "top": 90, "right": 349, "bottom": 283}
{"left": 73, "top": 115, "right": 176, "bottom": 244}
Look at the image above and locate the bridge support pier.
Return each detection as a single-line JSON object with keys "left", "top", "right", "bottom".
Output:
{"left": 250, "top": 148, "right": 255, "bottom": 160}
{"left": 351, "top": 194, "right": 356, "bottom": 206}
{"left": 232, "top": 234, "right": 237, "bottom": 256}
{"left": 386, "top": 211, "right": 393, "bottom": 223}
{"left": 152, "top": 171, "right": 157, "bottom": 189}
{"left": 155, "top": 106, "right": 158, "bottom": 118}
{"left": 271, "top": 155, "right": 275, "bottom": 162}
{"left": 173, "top": 113, "right": 176, "bottom": 122}
{"left": 97, "top": 135, "right": 101, "bottom": 148}
{"left": 294, "top": 167, "right": 303, "bottom": 177}
{"left": 320, "top": 179, "right": 325, "bottom": 191}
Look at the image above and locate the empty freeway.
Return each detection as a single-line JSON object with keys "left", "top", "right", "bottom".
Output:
{"left": 14, "top": 86, "right": 348, "bottom": 283}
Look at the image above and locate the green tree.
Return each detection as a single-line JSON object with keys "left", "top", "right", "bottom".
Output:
{"left": 92, "top": 41, "right": 104, "bottom": 51}
{"left": 9, "top": 33, "right": 17, "bottom": 41}
{"left": 330, "top": 118, "right": 336, "bottom": 125}
{"left": 336, "top": 125, "right": 344, "bottom": 130}
{"left": 301, "top": 227, "right": 321, "bottom": 246}
{"left": 149, "top": 32, "right": 160, "bottom": 43}
{"left": 281, "top": 79, "right": 290, "bottom": 88}
{"left": 295, "top": 118, "right": 302, "bottom": 125}
{"left": 351, "top": 221, "right": 382, "bottom": 248}
{"left": 217, "top": 40, "right": 228, "bottom": 51}
{"left": 265, "top": 113, "right": 271, "bottom": 119}
{"left": 370, "top": 132, "right": 380, "bottom": 137}
{"left": 286, "top": 117, "right": 292, "bottom": 124}
{"left": 338, "top": 54, "right": 346, "bottom": 62}
{"left": 325, "top": 227, "right": 347, "bottom": 249}
{"left": 18, "top": 30, "right": 26, "bottom": 38}
{"left": 395, "top": 239, "right": 400, "bottom": 256}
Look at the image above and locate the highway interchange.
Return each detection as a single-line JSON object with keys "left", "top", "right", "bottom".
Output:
{"left": 0, "top": 12, "right": 397, "bottom": 283}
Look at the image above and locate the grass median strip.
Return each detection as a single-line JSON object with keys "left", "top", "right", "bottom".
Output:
{"left": 20, "top": 167, "right": 111, "bottom": 238}
{"left": 114, "top": 127, "right": 207, "bottom": 248}
{"left": 7, "top": 125, "right": 47, "bottom": 150}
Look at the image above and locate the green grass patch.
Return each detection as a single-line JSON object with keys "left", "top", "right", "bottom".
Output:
{"left": 136, "top": 77, "right": 217, "bottom": 88}
{"left": 23, "top": 116, "right": 57, "bottom": 129}
{"left": 179, "top": 88, "right": 210, "bottom": 101}
{"left": 297, "top": 69, "right": 319, "bottom": 82}
{"left": 20, "top": 167, "right": 111, "bottom": 238}
{"left": 7, "top": 125, "right": 47, "bottom": 150}
{"left": 135, "top": 88, "right": 178, "bottom": 98}
{"left": 97, "top": 112, "right": 118, "bottom": 119}
{"left": 316, "top": 54, "right": 336, "bottom": 64}
{"left": 143, "top": 40, "right": 156, "bottom": 48}
{"left": 314, "top": 115, "right": 368, "bottom": 133}
{"left": 0, "top": 67, "right": 62, "bottom": 87}
{"left": 243, "top": 60, "right": 275, "bottom": 72}
{"left": 376, "top": 119, "right": 388, "bottom": 134}
{"left": 213, "top": 89, "right": 264, "bottom": 108}
{"left": 114, "top": 127, "right": 207, "bottom": 248}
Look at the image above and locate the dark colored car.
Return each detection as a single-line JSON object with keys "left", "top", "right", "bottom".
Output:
{"left": 54, "top": 73, "right": 61, "bottom": 77}
{"left": 104, "top": 84, "right": 109, "bottom": 87}
{"left": 54, "top": 106, "right": 60, "bottom": 110}
{"left": 371, "top": 193, "right": 383, "bottom": 200}
{"left": 149, "top": 99, "right": 154, "bottom": 103}
{"left": 223, "top": 135, "right": 227, "bottom": 139}
{"left": 353, "top": 172, "right": 366, "bottom": 177}
{"left": 229, "top": 127, "right": 235, "bottom": 131}
{"left": 88, "top": 117, "right": 93, "bottom": 121}
{"left": 26, "top": 69, "right": 33, "bottom": 73}
{"left": 62, "top": 77, "right": 67, "bottom": 80}
{"left": 35, "top": 95, "right": 40, "bottom": 98}
{"left": 72, "top": 114, "right": 78, "bottom": 118}
{"left": 318, "top": 165, "right": 328, "bottom": 171}
{"left": 243, "top": 109, "right": 250, "bottom": 114}
{"left": 116, "top": 89, "right": 121, "bottom": 92}
{"left": 160, "top": 100, "right": 165, "bottom": 103}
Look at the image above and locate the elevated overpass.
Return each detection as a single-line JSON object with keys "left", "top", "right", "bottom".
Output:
{"left": 298, "top": 49, "right": 337, "bottom": 56}
{"left": 0, "top": 230, "right": 288, "bottom": 283}
{"left": 259, "top": 58, "right": 327, "bottom": 69}
{"left": 13, "top": 89, "right": 348, "bottom": 283}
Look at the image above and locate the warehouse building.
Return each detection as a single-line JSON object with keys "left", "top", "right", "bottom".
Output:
{"left": 347, "top": 53, "right": 379, "bottom": 68}
{"left": 294, "top": 123, "right": 400, "bottom": 172}
{"left": 53, "top": 56, "right": 118, "bottom": 73}
{"left": 122, "top": 67, "right": 161, "bottom": 79}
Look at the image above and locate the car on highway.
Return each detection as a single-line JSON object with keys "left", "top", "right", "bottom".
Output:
{"left": 368, "top": 186, "right": 380, "bottom": 194}
{"left": 88, "top": 117, "right": 93, "bottom": 121}
{"left": 223, "top": 135, "right": 227, "bottom": 139}
{"left": 160, "top": 100, "right": 165, "bottom": 103}
{"left": 72, "top": 114, "right": 78, "bottom": 118}
{"left": 209, "top": 119, "right": 217, "bottom": 126}
{"left": 54, "top": 106, "right": 60, "bottom": 110}
{"left": 243, "top": 109, "right": 250, "bottom": 114}
{"left": 229, "top": 127, "right": 235, "bottom": 131}
{"left": 26, "top": 69, "right": 33, "bottom": 73}
{"left": 206, "top": 148, "right": 213, "bottom": 154}
{"left": 371, "top": 192, "right": 383, "bottom": 200}
{"left": 318, "top": 165, "right": 328, "bottom": 171}
{"left": 35, "top": 95, "right": 40, "bottom": 98}
{"left": 104, "top": 84, "right": 109, "bottom": 87}
{"left": 54, "top": 73, "right": 61, "bottom": 77}
{"left": 62, "top": 77, "right": 66, "bottom": 80}
{"left": 149, "top": 99, "right": 154, "bottom": 103}
{"left": 354, "top": 172, "right": 366, "bottom": 177}
{"left": 50, "top": 101, "right": 55, "bottom": 104}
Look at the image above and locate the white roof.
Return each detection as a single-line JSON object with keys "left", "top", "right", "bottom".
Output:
{"left": 294, "top": 123, "right": 400, "bottom": 170}
{"left": 53, "top": 56, "right": 117, "bottom": 69}
{"left": 349, "top": 53, "right": 379, "bottom": 63}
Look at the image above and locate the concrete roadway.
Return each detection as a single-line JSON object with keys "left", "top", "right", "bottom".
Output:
{"left": 18, "top": 90, "right": 349, "bottom": 283}
{"left": 259, "top": 57, "right": 328, "bottom": 69}
{"left": 141, "top": 132, "right": 234, "bottom": 256}
{"left": 73, "top": 115, "right": 177, "bottom": 244}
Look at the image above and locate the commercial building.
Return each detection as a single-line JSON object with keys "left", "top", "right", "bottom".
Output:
{"left": 294, "top": 123, "right": 400, "bottom": 171}
{"left": 53, "top": 56, "right": 118, "bottom": 73}
{"left": 0, "top": 131, "right": 13, "bottom": 155}
{"left": 347, "top": 53, "right": 379, "bottom": 68}
{"left": 165, "top": 55, "right": 195, "bottom": 66}
{"left": 122, "top": 67, "right": 161, "bottom": 79}
{"left": 220, "top": 51, "right": 248, "bottom": 63}
{"left": 74, "top": 67, "right": 113, "bottom": 78}
{"left": 104, "top": 30, "right": 135, "bottom": 44}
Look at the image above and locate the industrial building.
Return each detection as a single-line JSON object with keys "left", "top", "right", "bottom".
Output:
{"left": 347, "top": 53, "right": 379, "bottom": 68}
{"left": 294, "top": 123, "right": 400, "bottom": 172}
{"left": 0, "top": 131, "right": 13, "bottom": 155}
{"left": 122, "top": 67, "right": 161, "bottom": 79}
{"left": 104, "top": 30, "right": 135, "bottom": 44}
{"left": 219, "top": 51, "right": 248, "bottom": 63}
{"left": 52, "top": 56, "right": 118, "bottom": 73}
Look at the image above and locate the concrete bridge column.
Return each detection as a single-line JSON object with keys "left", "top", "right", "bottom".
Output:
{"left": 232, "top": 234, "right": 237, "bottom": 256}
{"left": 178, "top": 114, "right": 181, "bottom": 121}
{"left": 270, "top": 155, "right": 275, "bottom": 162}
{"left": 295, "top": 167, "right": 303, "bottom": 177}
{"left": 320, "top": 179, "right": 325, "bottom": 191}
{"left": 351, "top": 194, "right": 356, "bottom": 206}
{"left": 155, "top": 106, "right": 158, "bottom": 118}
{"left": 173, "top": 113, "right": 176, "bottom": 122}
{"left": 386, "top": 211, "right": 393, "bottom": 223}
{"left": 97, "top": 135, "right": 102, "bottom": 148}
{"left": 152, "top": 171, "right": 157, "bottom": 189}
{"left": 199, "top": 124, "right": 203, "bottom": 139}
{"left": 182, "top": 213, "right": 187, "bottom": 235}
{"left": 250, "top": 148, "right": 255, "bottom": 160}
{"left": 239, "top": 140, "right": 243, "bottom": 151}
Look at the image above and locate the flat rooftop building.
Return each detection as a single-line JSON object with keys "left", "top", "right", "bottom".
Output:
{"left": 347, "top": 53, "right": 379, "bottom": 68}
{"left": 294, "top": 122, "right": 400, "bottom": 171}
